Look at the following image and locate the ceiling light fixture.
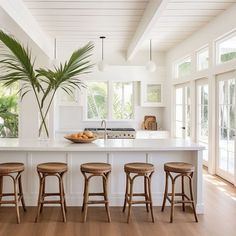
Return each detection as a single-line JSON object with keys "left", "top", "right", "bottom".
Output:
{"left": 97, "top": 36, "right": 107, "bottom": 72}
{"left": 146, "top": 39, "right": 156, "bottom": 72}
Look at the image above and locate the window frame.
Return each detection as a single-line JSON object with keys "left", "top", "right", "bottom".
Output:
{"left": 173, "top": 55, "right": 192, "bottom": 79}
{"left": 84, "top": 80, "right": 135, "bottom": 122}
{"left": 196, "top": 46, "right": 209, "bottom": 72}
{"left": 215, "top": 30, "right": 236, "bottom": 65}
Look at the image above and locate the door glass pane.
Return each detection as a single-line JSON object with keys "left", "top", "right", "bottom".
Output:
{"left": 217, "top": 76, "right": 235, "bottom": 180}
{"left": 219, "top": 80, "right": 227, "bottom": 104}
{"left": 228, "top": 152, "right": 234, "bottom": 174}
{"left": 219, "top": 149, "right": 228, "bottom": 171}
{"left": 176, "top": 121, "right": 183, "bottom": 138}
{"left": 176, "top": 88, "right": 183, "bottom": 104}
{"left": 176, "top": 105, "right": 183, "bottom": 121}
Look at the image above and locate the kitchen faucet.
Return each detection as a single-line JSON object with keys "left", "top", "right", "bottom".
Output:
{"left": 101, "top": 119, "right": 107, "bottom": 139}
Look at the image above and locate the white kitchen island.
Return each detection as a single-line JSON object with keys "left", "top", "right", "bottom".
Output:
{"left": 0, "top": 138, "right": 204, "bottom": 213}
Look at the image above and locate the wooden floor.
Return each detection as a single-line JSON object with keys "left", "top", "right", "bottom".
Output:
{"left": 0, "top": 172, "right": 236, "bottom": 236}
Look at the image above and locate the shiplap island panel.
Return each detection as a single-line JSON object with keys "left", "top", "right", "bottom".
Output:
{"left": 0, "top": 138, "right": 204, "bottom": 213}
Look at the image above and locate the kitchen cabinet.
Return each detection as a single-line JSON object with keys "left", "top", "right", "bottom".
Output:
{"left": 140, "top": 81, "right": 164, "bottom": 107}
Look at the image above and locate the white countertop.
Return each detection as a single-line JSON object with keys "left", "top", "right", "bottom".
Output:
{"left": 0, "top": 138, "right": 204, "bottom": 152}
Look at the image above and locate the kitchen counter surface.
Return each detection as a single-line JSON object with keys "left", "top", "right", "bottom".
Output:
{"left": 0, "top": 138, "right": 204, "bottom": 152}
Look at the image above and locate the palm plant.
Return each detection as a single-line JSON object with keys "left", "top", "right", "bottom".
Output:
{"left": 0, "top": 30, "right": 94, "bottom": 138}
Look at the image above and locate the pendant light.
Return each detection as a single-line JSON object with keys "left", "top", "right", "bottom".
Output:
{"left": 146, "top": 39, "right": 156, "bottom": 72}
{"left": 97, "top": 36, "right": 108, "bottom": 71}
{"left": 50, "top": 38, "right": 59, "bottom": 67}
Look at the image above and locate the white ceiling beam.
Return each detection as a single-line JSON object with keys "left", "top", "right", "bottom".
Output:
{"left": 0, "top": 0, "right": 53, "bottom": 58}
{"left": 127, "top": 0, "right": 170, "bottom": 60}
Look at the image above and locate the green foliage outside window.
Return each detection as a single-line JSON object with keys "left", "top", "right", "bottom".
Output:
{"left": 0, "top": 84, "right": 18, "bottom": 137}
{"left": 221, "top": 52, "right": 236, "bottom": 62}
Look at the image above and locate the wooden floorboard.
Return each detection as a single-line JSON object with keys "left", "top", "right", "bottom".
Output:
{"left": 0, "top": 172, "right": 236, "bottom": 236}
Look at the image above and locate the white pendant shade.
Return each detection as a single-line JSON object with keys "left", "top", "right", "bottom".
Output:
{"left": 97, "top": 60, "right": 107, "bottom": 72}
{"left": 146, "top": 60, "right": 156, "bottom": 72}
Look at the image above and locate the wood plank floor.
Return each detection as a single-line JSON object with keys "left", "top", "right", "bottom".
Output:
{"left": 0, "top": 172, "right": 236, "bottom": 236}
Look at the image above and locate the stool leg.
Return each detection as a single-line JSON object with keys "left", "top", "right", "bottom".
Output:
{"left": 122, "top": 172, "right": 129, "bottom": 213}
{"left": 161, "top": 171, "right": 168, "bottom": 212}
{"left": 147, "top": 174, "right": 154, "bottom": 223}
{"left": 83, "top": 174, "right": 89, "bottom": 222}
{"left": 181, "top": 175, "right": 185, "bottom": 212}
{"left": 103, "top": 173, "right": 111, "bottom": 222}
{"left": 0, "top": 176, "right": 3, "bottom": 206}
{"left": 59, "top": 175, "right": 66, "bottom": 222}
{"left": 40, "top": 177, "right": 45, "bottom": 213}
{"left": 127, "top": 175, "right": 133, "bottom": 224}
{"left": 35, "top": 173, "right": 44, "bottom": 223}
{"left": 82, "top": 173, "right": 87, "bottom": 212}
{"left": 13, "top": 178, "right": 20, "bottom": 224}
{"left": 170, "top": 175, "right": 175, "bottom": 223}
{"left": 189, "top": 174, "right": 198, "bottom": 222}
{"left": 61, "top": 173, "right": 67, "bottom": 213}
{"left": 144, "top": 175, "right": 149, "bottom": 212}
{"left": 18, "top": 175, "right": 26, "bottom": 212}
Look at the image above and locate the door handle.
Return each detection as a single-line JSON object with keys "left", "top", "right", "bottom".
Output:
{"left": 181, "top": 127, "right": 186, "bottom": 130}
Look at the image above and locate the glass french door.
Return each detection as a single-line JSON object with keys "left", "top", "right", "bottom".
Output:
{"left": 175, "top": 84, "right": 191, "bottom": 139}
{"left": 217, "top": 72, "right": 236, "bottom": 183}
{"left": 196, "top": 80, "right": 209, "bottom": 166}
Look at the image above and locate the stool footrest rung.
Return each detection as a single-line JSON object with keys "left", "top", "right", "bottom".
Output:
{"left": 40, "top": 200, "right": 62, "bottom": 204}
{"left": 127, "top": 200, "right": 151, "bottom": 204}
{"left": 87, "top": 200, "right": 108, "bottom": 204}
{"left": 43, "top": 193, "right": 61, "bottom": 197}
{"left": 88, "top": 193, "right": 105, "bottom": 196}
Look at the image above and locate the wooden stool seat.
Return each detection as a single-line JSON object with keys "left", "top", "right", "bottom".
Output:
{"left": 123, "top": 162, "right": 155, "bottom": 223}
{"left": 124, "top": 162, "right": 154, "bottom": 174}
{"left": 37, "top": 162, "right": 68, "bottom": 173}
{"left": 81, "top": 162, "right": 111, "bottom": 222}
{"left": 161, "top": 161, "right": 198, "bottom": 223}
{"left": 81, "top": 162, "right": 111, "bottom": 174}
{"left": 164, "top": 162, "right": 195, "bottom": 173}
{"left": 0, "top": 162, "right": 26, "bottom": 223}
{"left": 0, "top": 162, "right": 24, "bottom": 174}
{"left": 35, "top": 162, "right": 68, "bottom": 223}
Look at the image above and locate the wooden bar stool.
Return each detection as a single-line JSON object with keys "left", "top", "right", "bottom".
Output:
{"left": 35, "top": 162, "right": 68, "bottom": 222}
{"left": 0, "top": 162, "right": 26, "bottom": 223}
{"left": 80, "top": 162, "right": 111, "bottom": 222}
{"left": 123, "top": 162, "right": 155, "bottom": 223}
{"left": 161, "top": 162, "right": 198, "bottom": 223}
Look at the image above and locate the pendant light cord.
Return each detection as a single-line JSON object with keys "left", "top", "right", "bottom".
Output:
{"left": 54, "top": 38, "right": 57, "bottom": 60}
{"left": 149, "top": 39, "right": 152, "bottom": 61}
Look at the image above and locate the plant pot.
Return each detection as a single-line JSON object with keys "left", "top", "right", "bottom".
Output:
{"left": 38, "top": 112, "right": 50, "bottom": 141}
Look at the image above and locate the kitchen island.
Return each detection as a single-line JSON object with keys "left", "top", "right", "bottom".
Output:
{"left": 0, "top": 138, "right": 204, "bottom": 213}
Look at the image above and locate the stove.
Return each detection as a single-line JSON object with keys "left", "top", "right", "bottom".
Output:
{"left": 84, "top": 128, "right": 136, "bottom": 139}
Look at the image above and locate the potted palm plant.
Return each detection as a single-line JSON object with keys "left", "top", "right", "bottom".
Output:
{"left": 0, "top": 30, "right": 94, "bottom": 139}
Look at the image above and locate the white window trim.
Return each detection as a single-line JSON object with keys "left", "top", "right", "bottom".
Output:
{"left": 83, "top": 80, "right": 135, "bottom": 122}
{"left": 196, "top": 45, "right": 209, "bottom": 72}
{"left": 215, "top": 29, "right": 236, "bottom": 65}
{"left": 173, "top": 55, "right": 192, "bottom": 80}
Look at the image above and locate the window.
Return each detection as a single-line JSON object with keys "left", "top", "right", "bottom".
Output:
{"left": 197, "top": 83, "right": 209, "bottom": 164}
{"left": 197, "top": 47, "right": 209, "bottom": 71}
{"left": 87, "top": 81, "right": 108, "bottom": 120}
{"left": 216, "top": 32, "right": 236, "bottom": 64}
{"left": 86, "top": 81, "right": 134, "bottom": 120}
{"left": 0, "top": 83, "right": 19, "bottom": 138}
{"left": 174, "top": 57, "right": 191, "bottom": 78}
{"left": 112, "top": 82, "right": 134, "bottom": 120}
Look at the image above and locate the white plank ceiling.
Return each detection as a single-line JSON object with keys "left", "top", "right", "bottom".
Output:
{"left": 22, "top": 0, "right": 236, "bottom": 54}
